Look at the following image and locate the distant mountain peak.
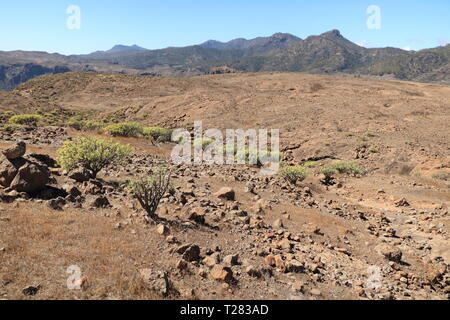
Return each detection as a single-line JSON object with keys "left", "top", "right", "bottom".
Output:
{"left": 320, "top": 29, "right": 343, "bottom": 38}
{"left": 200, "top": 33, "right": 302, "bottom": 51}
{"left": 107, "top": 44, "right": 147, "bottom": 53}
{"left": 271, "top": 32, "right": 300, "bottom": 39}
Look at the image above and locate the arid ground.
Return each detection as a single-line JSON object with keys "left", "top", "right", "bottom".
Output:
{"left": 0, "top": 72, "right": 449, "bottom": 300}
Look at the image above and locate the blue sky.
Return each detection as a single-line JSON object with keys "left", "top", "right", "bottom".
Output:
{"left": 0, "top": 0, "right": 449, "bottom": 54}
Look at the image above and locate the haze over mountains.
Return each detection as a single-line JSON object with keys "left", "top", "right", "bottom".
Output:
{"left": 1, "top": 30, "right": 449, "bottom": 90}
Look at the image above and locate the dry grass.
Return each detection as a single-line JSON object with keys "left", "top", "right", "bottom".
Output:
{"left": 0, "top": 203, "right": 161, "bottom": 300}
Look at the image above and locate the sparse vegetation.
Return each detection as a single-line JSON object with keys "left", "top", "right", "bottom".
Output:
{"left": 302, "top": 161, "right": 317, "bottom": 168}
{"left": 279, "top": 165, "right": 309, "bottom": 184}
{"left": 3, "top": 123, "right": 22, "bottom": 133}
{"left": 235, "top": 149, "right": 282, "bottom": 166}
{"left": 67, "top": 118, "right": 106, "bottom": 132}
{"left": 432, "top": 172, "right": 450, "bottom": 181}
{"left": 363, "top": 131, "right": 376, "bottom": 138}
{"left": 104, "top": 122, "right": 144, "bottom": 137}
{"left": 128, "top": 167, "right": 172, "bottom": 220}
{"left": 322, "top": 161, "right": 364, "bottom": 176}
{"left": 368, "top": 146, "right": 378, "bottom": 153}
{"left": 57, "top": 137, "right": 133, "bottom": 178}
{"left": 8, "top": 114, "right": 42, "bottom": 126}
{"left": 143, "top": 127, "right": 173, "bottom": 142}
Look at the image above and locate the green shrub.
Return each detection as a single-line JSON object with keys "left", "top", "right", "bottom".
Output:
{"left": 324, "top": 161, "right": 364, "bottom": 175}
{"left": 3, "top": 111, "right": 17, "bottom": 118}
{"left": 279, "top": 166, "right": 309, "bottom": 184}
{"left": 0, "top": 110, "right": 17, "bottom": 122}
{"left": 8, "top": 114, "right": 42, "bottom": 126}
{"left": 432, "top": 172, "right": 450, "bottom": 181}
{"left": 143, "top": 127, "right": 173, "bottom": 142}
{"left": 368, "top": 146, "right": 378, "bottom": 153}
{"left": 320, "top": 167, "right": 337, "bottom": 178}
{"left": 81, "top": 120, "right": 106, "bottom": 132}
{"left": 66, "top": 118, "right": 84, "bottom": 130}
{"left": 104, "top": 122, "right": 143, "bottom": 137}
{"left": 3, "top": 124, "right": 22, "bottom": 133}
{"left": 302, "top": 161, "right": 317, "bottom": 168}
{"left": 128, "top": 167, "right": 171, "bottom": 220}
{"left": 57, "top": 137, "right": 133, "bottom": 178}
{"left": 236, "top": 149, "right": 282, "bottom": 166}
{"left": 67, "top": 118, "right": 107, "bottom": 132}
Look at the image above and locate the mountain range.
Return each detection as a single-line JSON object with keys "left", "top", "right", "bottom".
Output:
{"left": 1, "top": 30, "right": 449, "bottom": 90}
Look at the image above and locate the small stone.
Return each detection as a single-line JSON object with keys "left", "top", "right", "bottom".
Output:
{"left": 139, "top": 269, "right": 170, "bottom": 296}
{"left": 215, "top": 187, "right": 235, "bottom": 201}
{"left": 47, "top": 197, "right": 66, "bottom": 211}
{"left": 278, "top": 239, "right": 293, "bottom": 250}
{"left": 198, "top": 268, "right": 208, "bottom": 278}
{"left": 264, "top": 255, "right": 276, "bottom": 267}
{"left": 180, "top": 244, "right": 201, "bottom": 262}
{"left": 90, "top": 196, "right": 110, "bottom": 208}
{"left": 375, "top": 244, "right": 403, "bottom": 262}
{"left": 305, "top": 224, "right": 321, "bottom": 235}
{"left": 186, "top": 208, "right": 206, "bottom": 224}
{"left": 181, "top": 288, "right": 196, "bottom": 299}
{"left": 22, "top": 285, "right": 41, "bottom": 296}
{"left": 310, "top": 289, "right": 321, "bottom": 296}
{"left": 285, "top": 260, "right": 305, "bottom": 274}
{"left": 210, "top": 265, "right": 233, "bottom": 282}
{"left": 273, "top": 219, "right": 284, "bottom": 229}
{"left": 292, "top": 281, "right": 304, "bottom": 293}
{"left": 71, "top": 277, "right": 88, "bottom": 290}
{"left": 156, "top": 224, "right": 169, "bottom": 235}
{"left": 246, "top": 266, "right": 262, "bottom": 278}
{"left": 223, "top": 254, "right": 239, "bottom": 266}
{"left": 395, "top": 198, "right": 410, "bottom": 207}
{"left": 274, "top": 255, "right": 286, "bottom": 272}
{"left": 176, "top": 259, "right": 188, "bottom": 271}
{"left": 203, "top": 256, "right": 219, "bottom": 268}
{"left": 166, "top": 235, "right": 178, "bottom": 244}
{"left": 245, "top": 183, "right": 256, "bottom": 194}
{"left": 3, "top": 142, "right": 26, "bottom": 160}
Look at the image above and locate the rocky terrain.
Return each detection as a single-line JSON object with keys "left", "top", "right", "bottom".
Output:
{"left": 0, "top": 72, "right": 448, "bottom": 300}
{"left": 1, "top": 30, "right": 449, "bottom": 90}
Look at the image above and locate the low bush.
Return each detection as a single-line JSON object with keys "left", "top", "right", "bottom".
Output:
{"left": 57, "top": 137, "right": 133, "bottom": 178}
{"left": 302, "top": 161, "right": 317, "bottom": 168}
{"left": 104, "top": 122, "right": 143, "bottom": 137}
{"left": 128, "top": 167, "right": 172, "bottom": 220}
{"left": 8, "top": 114, "right": 42, "bottom": 126}
{"left": 66, "top": 118, "right": 106, "bottom": 132}
{"left": 323, "top": 161, "right": 364, "bottom": 176}
{"left": 143, "top": 127, "right": 173, "bottom": 142}
{"left": 432, "top": 172, "right": 450, "bottom": 181}
{"left": 3, "top": 124, "right": 22, "bottom": 133}
{"left": 279, "top": 166, "right": 309, "bottom": 184}
{"left": 235, "top": 148, "right": 282, "bottom": 166}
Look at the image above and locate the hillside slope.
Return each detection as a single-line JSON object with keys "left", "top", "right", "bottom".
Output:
{"left": 1, "top": 30, "right": 449, "bottom": 90}
{"left": 0, "top": 72, "right": 449, "bottom": 300}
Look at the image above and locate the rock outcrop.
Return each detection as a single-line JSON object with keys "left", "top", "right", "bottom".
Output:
{"left": 0, "top": 142, "right": 50, "bottom": 193}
